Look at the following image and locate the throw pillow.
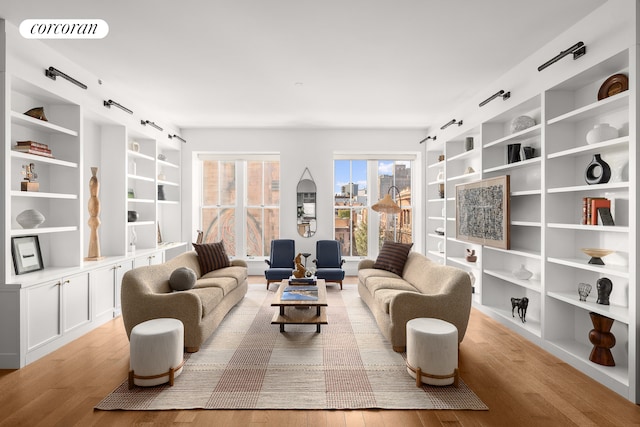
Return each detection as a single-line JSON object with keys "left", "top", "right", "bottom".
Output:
{"left": 169, "top": 267, "right": 197, "bottom": 291}
{"left": 192, "top": 241, "right": 231, "bottom": 275}
{"left": 373, "top": 241, "right": 413, "bottom": 276}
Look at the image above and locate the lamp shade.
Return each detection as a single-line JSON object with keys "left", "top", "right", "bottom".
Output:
{"left": 372, "top": 193, "right": 401, "bottom": 214}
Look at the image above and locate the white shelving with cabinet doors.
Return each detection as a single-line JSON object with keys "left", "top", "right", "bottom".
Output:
{"left": 0, "top": 20, "right": 187, "bottom": 369}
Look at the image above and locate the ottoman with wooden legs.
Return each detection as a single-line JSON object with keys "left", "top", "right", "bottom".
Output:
{"left": 406, "top": 318, "right": 459, "bottom": 387}
{"left": 128, "top": 318, "right": 185, "bottom": 388}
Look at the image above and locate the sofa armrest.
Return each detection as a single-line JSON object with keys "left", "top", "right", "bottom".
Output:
{"left": 231, "top": 259, "right": 248, "bottom": 268}
{"left": 388, "top": 290, "right": 471, "bottom": 340}
{"left": 358, "top": 259, "right": 375, "bottom": 270}
{"left": 122, "top": 290, "right": 203, "bottom": 337}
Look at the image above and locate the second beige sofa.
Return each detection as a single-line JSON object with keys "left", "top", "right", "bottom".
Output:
{"left": 358, "top": 251, "right": 472, "bottom": 352}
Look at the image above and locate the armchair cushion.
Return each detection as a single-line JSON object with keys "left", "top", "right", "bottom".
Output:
{"left": 192, "top": 242, "right": 231, "bottom": 275}
{"left": 372, "top": 241, "right": 413, "bottom": 276}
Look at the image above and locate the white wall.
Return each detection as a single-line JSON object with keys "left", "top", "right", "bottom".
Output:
{"left": 180, "top": 127, "right": 426, "bottom": 275}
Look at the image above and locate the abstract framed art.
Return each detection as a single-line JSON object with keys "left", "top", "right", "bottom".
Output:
{"left": 455, "top": 175, "right": 510, "bottom": 249}
{"left": 11, "top": 235, "right": 44, "bottom": 274}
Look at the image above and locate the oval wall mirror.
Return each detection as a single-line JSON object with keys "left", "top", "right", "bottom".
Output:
{"left": 297, "top": 168, "right": 317, "bottom": 238}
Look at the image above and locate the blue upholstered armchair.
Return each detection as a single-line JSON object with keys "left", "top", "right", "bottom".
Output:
{"left": 313, "top": 240, "right": 345, "bottom": 289}
{"left": 264, "top": 239, "right": 295, "bottom": 289}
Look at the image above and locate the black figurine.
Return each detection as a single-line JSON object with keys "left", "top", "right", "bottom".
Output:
{"left": 596, "top": 277, "right": 613, "bottom": 305}
{"left": 511, "top": 297, "right": 529, "bottom": 323}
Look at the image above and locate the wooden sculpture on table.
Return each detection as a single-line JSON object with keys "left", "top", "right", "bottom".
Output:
{"left": 293, "top": 253, "right": 306, "bottom": 278}
{"left": 85, "top": 167, "right": 104, "bottom": 261}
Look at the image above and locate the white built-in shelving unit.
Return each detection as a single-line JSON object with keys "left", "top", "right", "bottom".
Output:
{"left": 426, "top": 42, "right": 637, "bottom": 402}
{"left": 0, "top": 20, "right": 187, "bottom": 369}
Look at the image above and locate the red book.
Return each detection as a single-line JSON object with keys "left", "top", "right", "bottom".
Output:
{"left": 591, "top": 199, "right": 611, "bottom": 225}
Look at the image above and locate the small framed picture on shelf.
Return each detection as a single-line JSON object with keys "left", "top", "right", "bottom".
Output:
{"left": 11, "top": 235, "right": 44, "bottom": 275}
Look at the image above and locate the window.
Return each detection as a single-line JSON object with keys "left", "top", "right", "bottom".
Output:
{"left": 199, "top": 155, "right": 280, "bottom": 257}
{"left": 334, "top": 156, "right": 414, "bottom": 258}
{"left": 245, "top": 160, "right": 280, "bottom": 257}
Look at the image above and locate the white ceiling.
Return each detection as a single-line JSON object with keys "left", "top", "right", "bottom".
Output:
{"left": 0, "top": 0, "right": 606, "bottom": 129}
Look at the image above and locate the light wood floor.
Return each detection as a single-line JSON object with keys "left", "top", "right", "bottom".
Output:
{"left": 1, "top": 277, "right": 639, "bottom": 426}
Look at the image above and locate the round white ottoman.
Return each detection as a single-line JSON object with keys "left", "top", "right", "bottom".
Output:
{"left": 128, "top": 318, "right": 185, "bottom": 388}
{"left": 406, "top": 318, "right": 459, "bottom": 387}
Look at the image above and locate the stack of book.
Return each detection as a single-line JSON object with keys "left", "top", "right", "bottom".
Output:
{"left": 288, "top": 276, "right": 317, "bottom": 285}
{"left": 582, "top": 197, "right": 614, "bottom": 226}
{"left": 13, "top": 140, "right": 53, "bottom": 158}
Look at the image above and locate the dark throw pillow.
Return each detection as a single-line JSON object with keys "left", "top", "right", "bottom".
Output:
{"left": 373, "top": 241, "right": 413, "bottom": 276}
{"left": 169, "top": 267, "right": 197, "bottom": 291}
{"left": 192, "top": 241, "right": 231, "bottom": 275}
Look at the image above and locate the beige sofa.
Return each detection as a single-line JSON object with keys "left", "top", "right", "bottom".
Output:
{"left": 358, "top": 251, "right": 472, "bottom": 352}
{"left": 121, "top": 250, "right": 248, "bottom": 352}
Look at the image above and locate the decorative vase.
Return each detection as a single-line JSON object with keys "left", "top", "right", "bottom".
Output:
{"left": 510, "top": 115, "right": 535, "bottom": 133}
{"left": 16, "top": 209, "right": 45, "bottom": 228}
{"left": 465, "top": 249, "right": 477, "bottom": 263}
{"left": 588, "top": 312, "right": 616, "bottom": 366}
{"left": 512, "top": 264, "right": 533, "bottom": 280}
{"left": 465, "top": 137, "right": 474, "bottom": 151}
{"left": 522, "top": 146, "right": 535, "bottom": 159}
{"left": 436, "top": 169, "right": 444, "bottom": 181}
{"left": 158, "top": 185, "right": 166, "bottom": 201}
{"left": 129, "top": 227, "right": 137, "bottom": 253}
{"left": 584, "top": 154, "right": 611, "bottom": 185}
{"left": 128, "top": 210, "right": 139, "bottom": 222}
{"left": 586, "top": 123, "right": 618, "bottom": 144}
{"left": 507, "top": 143, "right": 521, "bottom": 164}
{"left": 578, "top": 283, "right": 592, "bottom": 301}
{"left": 437, "top": 241, "right": 444, "bottom": 253}
{"left": 596, "top": 277, "right": 613, "bottom": 305}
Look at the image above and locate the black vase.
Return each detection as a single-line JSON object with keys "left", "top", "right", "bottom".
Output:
{"left": 596, "top": 277, "right": 613, "bottom": 305}
{"left": 158, "top": 185, "right": 166, "bottom": 201}
{"left": 507, "top": 143, "right": 521, "bottom": 164}
{"left": 585, "top": 154, "right": 611, "bottom": 185}
{"left": 127, "top": 210, "right": 139, "bottom": 222}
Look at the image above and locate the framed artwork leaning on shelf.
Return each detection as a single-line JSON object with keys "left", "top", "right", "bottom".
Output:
{"left": 11, "top": 235, "right": 44, "bottom": 275}
{"left": 455, "top": 175, "right": 510, "bottom": 250}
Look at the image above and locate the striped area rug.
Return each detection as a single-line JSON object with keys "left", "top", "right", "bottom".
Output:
{"left": 95, "top": 285, "right": 487, "bottom": 410}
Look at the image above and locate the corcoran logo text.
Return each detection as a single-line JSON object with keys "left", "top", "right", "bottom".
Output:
{"left": 19, "top": 19, "right": 109, "bottom": 39}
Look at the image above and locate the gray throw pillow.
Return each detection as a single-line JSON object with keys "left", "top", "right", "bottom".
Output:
{"left": 169, "top": 267, "right": 197, "bottom": 291}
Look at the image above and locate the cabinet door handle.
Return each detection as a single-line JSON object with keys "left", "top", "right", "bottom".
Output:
{"left": 63, "top": 280, "right": 70, "bottom": 285}
{"left": 56, "top": 281, "right": 62, "bottom": 287}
